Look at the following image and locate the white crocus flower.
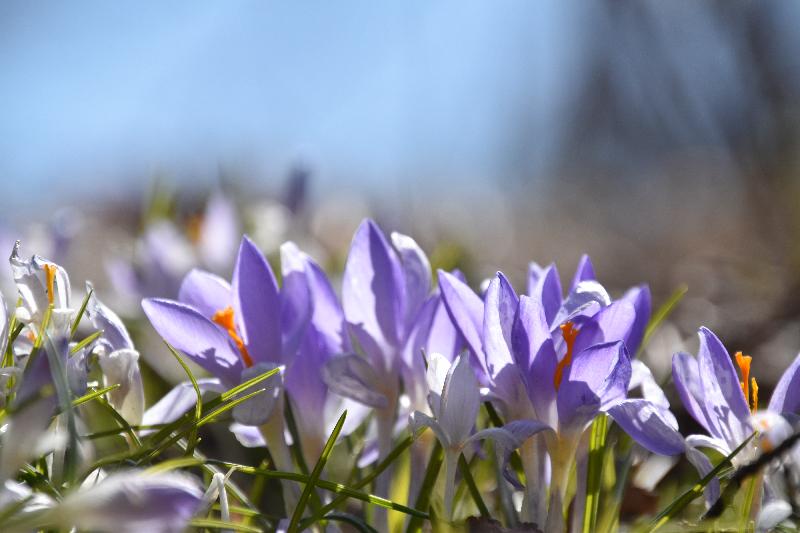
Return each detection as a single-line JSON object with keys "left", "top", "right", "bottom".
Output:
{"left": 410, "top": 353, "right": 522, "bottom": 520}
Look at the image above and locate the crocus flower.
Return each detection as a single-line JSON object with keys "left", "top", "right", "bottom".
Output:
{"left": 410, "top": 352, "right": 528, "bottom": 520}
{"left": 141, "top": 235, "right": 303, "bottom": 438}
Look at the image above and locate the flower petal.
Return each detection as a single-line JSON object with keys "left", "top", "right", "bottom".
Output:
{"left": 629, "top": 359, "right": 670, "bottom": 409}
{"left": 768, "top": 352, "right": 800, "bottom": 414}
{"left": 322, "top": 354, "right": 389, "bottom": 409}
{"left": 409, "top": 411, "right": 450, "bottom": 448}
{"left": 85, "top": 284, "right": 135, "bottom": 352}
{"left": 97, "top": 348, "right": 145, "bottom": 425}
{"left": 439, "top": 353, "right": 481, "bottom": 446}
{"left": 569, "top": 254, "right": 596, "bottom": 293}
{"left": 391, "top": 231, "right": 431, "bottom": 324}
{"left": 607, "top": 399, "right": 685, "bottom": 455}
{"left": 482, "top": 273, "right": 518, "bottom": 381}
{"left": 438, "top": 269, "right": 489, "bottom": 379}
{"left": 141, "top": 298, "right": 243, "bottom": 384}
{"left": 229, "top": 423, "right": 266, "bottom": 448}
{"left": 232, "top": 363, "right": 283, "bottom": 426}
{"left": 141, "top": 378, "right": 224, "bottom": 429}
{"left": 177, "top": 269, "right": 232, "bottom": 320}
{"left": 279, "top": 242, "right": 312, "bottom": 359}
{"left": 620, "top": 285, "right": 651, "bottom": 355}
{"left": 528, "top": 263, "right": 562, "bottom": 327}
{"left": 672, "top": 351, "right": 716, "bottom": 437}
{"left": 512, "top": 295, "right": 558, "bottom": 428}
{"left": 233, "top": 236, "right": 282, "bottom": 365}
{"left": 342, "top": 219, "right": 406, "bottom": 357}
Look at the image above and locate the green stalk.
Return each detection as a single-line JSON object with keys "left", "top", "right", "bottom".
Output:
{"left": 582, "top": 414, "right": 609, "bottom": 533}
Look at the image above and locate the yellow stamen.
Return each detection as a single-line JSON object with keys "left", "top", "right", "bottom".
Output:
{"left": 554, "top": 321, "right": 579, "bottom": 390}
{"left": 43, "top": 263, "right": 56, "bottom": 306}
{"left": 751, "top": 377, "right": 758, "bottom": 412}
{"left": 212, "top": 306, "right": 253, "bottom": 368}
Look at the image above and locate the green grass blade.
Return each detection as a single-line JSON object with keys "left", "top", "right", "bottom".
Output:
{"left": 647, "top": 432, "right": 755, "bottom": 532}
{"left": 459, "top": 453, "right": 489, "bottom": 518}
{"left": 406, "top": 440, "right": 443, "bottom": 533}
{"left": 70, "top": 287, "right": 93, "bottom": 340}
{"left": 288, "top": 410, "right": 347, "bottom": 533}
{"left": 71, "top": 384, "right": 120, "bottom": 407}
{"left": 323, "top": 512, "right": 380, "bottom": 533}
{"left": 219, "top": 366, "right": 281, "bottom": 402}
{"left": 300, "top": 430, "right": 420, "bottom": 530}
{"left": 189, "top": 518, "right": 262, "bottom": 532}
{"left": 639, "top": 284, "right": 688, "bottom": 356}
{"left": 164, "top": 343, "right": 202, "bottom": 455}
{"left": 70, "top": 330, "right": 103, "bottom": 355}
{"left": 583, "top": 414, "right": 609, "bottom": 533}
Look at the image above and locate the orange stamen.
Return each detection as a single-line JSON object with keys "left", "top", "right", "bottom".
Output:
{"left": 735, "top": 351, "right": 759, "bottom": 413}
{"left": 554, "top": 321, "right": 579, "bottom": 390}
{"left": 43, "top": 263, "right": 56, "bottom": 306}
{"left": 735, "top": 352, "right": 751, "bottom": 404}
{"left": 212, "top": 306, "right": 253, "bottom": 367}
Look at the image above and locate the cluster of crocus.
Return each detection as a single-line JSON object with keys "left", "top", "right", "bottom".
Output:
{"left": 2, "top": 218, "right": 800, "bottom": 532}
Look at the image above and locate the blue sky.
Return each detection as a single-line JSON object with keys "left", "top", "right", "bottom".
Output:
{"left": 0, "top": 1, "right": 585, "bottom": 207}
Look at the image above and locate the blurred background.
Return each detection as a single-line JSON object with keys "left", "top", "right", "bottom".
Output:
{"left": 2, "top": 1, "right": 800, "bottom": 394}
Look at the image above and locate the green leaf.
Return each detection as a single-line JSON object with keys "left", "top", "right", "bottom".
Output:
{"left": 323, "top": 512, "right": 380, "bottom": 533}
{"left": 189, "top": 518, "right": 262, "bottom": 532}
{"left": 459, "top": 453, "right": 490, "bottom": 518}
{"left": 647, "top": 432, "right": 756, "bottom": 532}
{"left": 300, "top": 430, "right": 420, "bottom": 530}
{"left": 288, "top": 410, "right": 347, "bottom": 533}
{"left": 70, "top": 287, "right": 93, "bottom": 340}
{"left": 71, "top": 384, "right": 120, "bottom": 407}
{"left": 145, "top": 456, "right": 204, "bottom": 474}
{"left": 70, "top": 330, "right": 103, "bottom": 355}
{"left": 164, "top": 342, "right": 202, "bottom": 455}
{"left": 583, "top": 414, "right": 609, "bottom": 533}
{"left": 406, "top": 440, "right": 443, "bottom": 533}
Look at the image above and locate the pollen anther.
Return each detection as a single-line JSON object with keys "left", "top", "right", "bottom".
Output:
{"left": 554, "top": 321, "right": 579, "bottom": 390}
{"left": 212, "top": 306, "right": 254, "bottom": 368}
{"left": 43, "top": 263, "right": 56, "bottom": 306}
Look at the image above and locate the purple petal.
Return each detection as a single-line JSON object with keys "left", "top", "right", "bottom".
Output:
{"left": 439, "top": 354, "right": 481, "bottom": 445}
{"left": 178, "top": 269, "right": 232, "bottom": 321}
{"left": 512, "top": 296, "right": 559, "bottom": 428}
{"left": 696, "top": 327, "right": 751, "bottom": 439}
{"left": 230, "top": 422, "right": 266, "bottom": 448}
{"left": 426, "top": 294, "right": 464, "bottom": 362}
{"left": 528, "top": 263, "right": 562, "bottom": 326}
{"left": 672, "top": 351, "right": 716, "bottom": 436}
{"left": 322, "top": 354, "right": 388, "bottom": 409}
{"left": 233, "top": 236, "right": 282, "bottom": 365}
{"left": 85, "top": 284, "right": 134, "bottom": 352}
{"left": 342, "top": 219, "right": 406, "bottom": 355}
{"left": 285, "top": 328, "right": 330, "bottom": 419}
{"left": 141, "top": 378, "right": 224, "bottom": 429}
{"left": 607, "top": 399, "right": 685, "bottom": 455}
{"left": 438, "top": 269, "right": 489, "bottom": 379}
{"left": 482, "top": 273, "right": 519, "bottom": 383}
{"left": 232, "top": 363, "right": 283, "bottom": 426}
{"left": 305, "top": 257, "right": 351, "bottom": 352}
{"left": 391, "top": 232, "right": 432, "bottom": 326}
{"left": 58, "top": 471, "right": 203, "bottom": 533}
{"left": 571, "top": 300, "right": 636, "bottom": 356}
{"left": 279, "top": 242, "right": 312, "bottom": 360}
{"left": 619, "top": 285, "right": 651, "bottom": 355}
{"left": 569, "top": 254, "right": 596, "bottom": 293}
{"left": 768, "top": 352, "right": 800, "bottom": 414}
{"left": 141, "top": 298, "right": 243, "bottom": 384}
{"left": 685, "top": 447, "right": 721, "bottom": 507}
{"left": 557, "top": 341, "right": 630, "bottom": 427}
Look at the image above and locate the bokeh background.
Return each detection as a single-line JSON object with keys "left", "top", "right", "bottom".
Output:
{"left": 3, "top": 1, "right": 800, "bottom": 414}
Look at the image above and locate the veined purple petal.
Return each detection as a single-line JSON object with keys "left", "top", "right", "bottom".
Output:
{"left": 557, "top": 341, "right": 630, "bottom": 427}
{"left": 569, "top": 254, "right": 596, "bottom": 293}
{"left": 512, "top": 296, "right": 558, "bottom": 428}
{"left": 391, "top": 231, "right": 432, "bottom": 328}
{"left": 482, "top": 273, "right": 518, "bottom": 383}
{"left": 607, "top": 399, "right": 685, "bottom": 455}
{"left": 279, "top": 242, "right": 312, "bottom": 360}
{"left": 322, "top": 354, "right": 389, "bottom": 409}
{"left": 85, "top": 284, "right": 134, "bottom": 352}
{"left": 426, "top": 293, "right": 463, "bottom": 362}
{"left": 230, "top": 423, "right": 266, "bottom": 448}
{"left": 178, "top": 269, "right": 232, "bottom": 322}
{"left": 672, "top": 351, "right": 716, "bottom": 437}
{"left": 439, "top": 353, "right": 481, "bottom": 446}
{"left": 305, "top": 257, "right": 351, "bottom": 353}
{"left": 400, "top": 295, "right": 438, "bottom": 404}
{"left": 438, "top": 269, "right": 489, "bottom": 378}
{"left": 696, "top": 327, "right": 751, "bottom": 437}
{"left": 285, "top": 327, "right": 330, "bottom": 421}
{"left": 141, "top": 298, "right": 243, "bottom": 385}
{"left": 768, "top": 352, "right": 800, "bottom": 414}
{"left": 56, "top": 471, "right": 203, "bottom": 533}
{"left": 620, "top": 285, "right": 651, "bottom": 355}
{"left": 342, "top": 219, "right": 406, "bottom": 354}
{"left": 529, "top": 263, "right": 562, "bottom": 327}
{"left": 232, "top": 236, "right": 282, "bottom": 365}
{"left": 232, "top": 363, "right": 283, "bottom": 426}
{"left": 141, "top": 378, "right": 224, "bottom": 429}
{"left": 571, "top": 300, "right": 636, "bottom": 356}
